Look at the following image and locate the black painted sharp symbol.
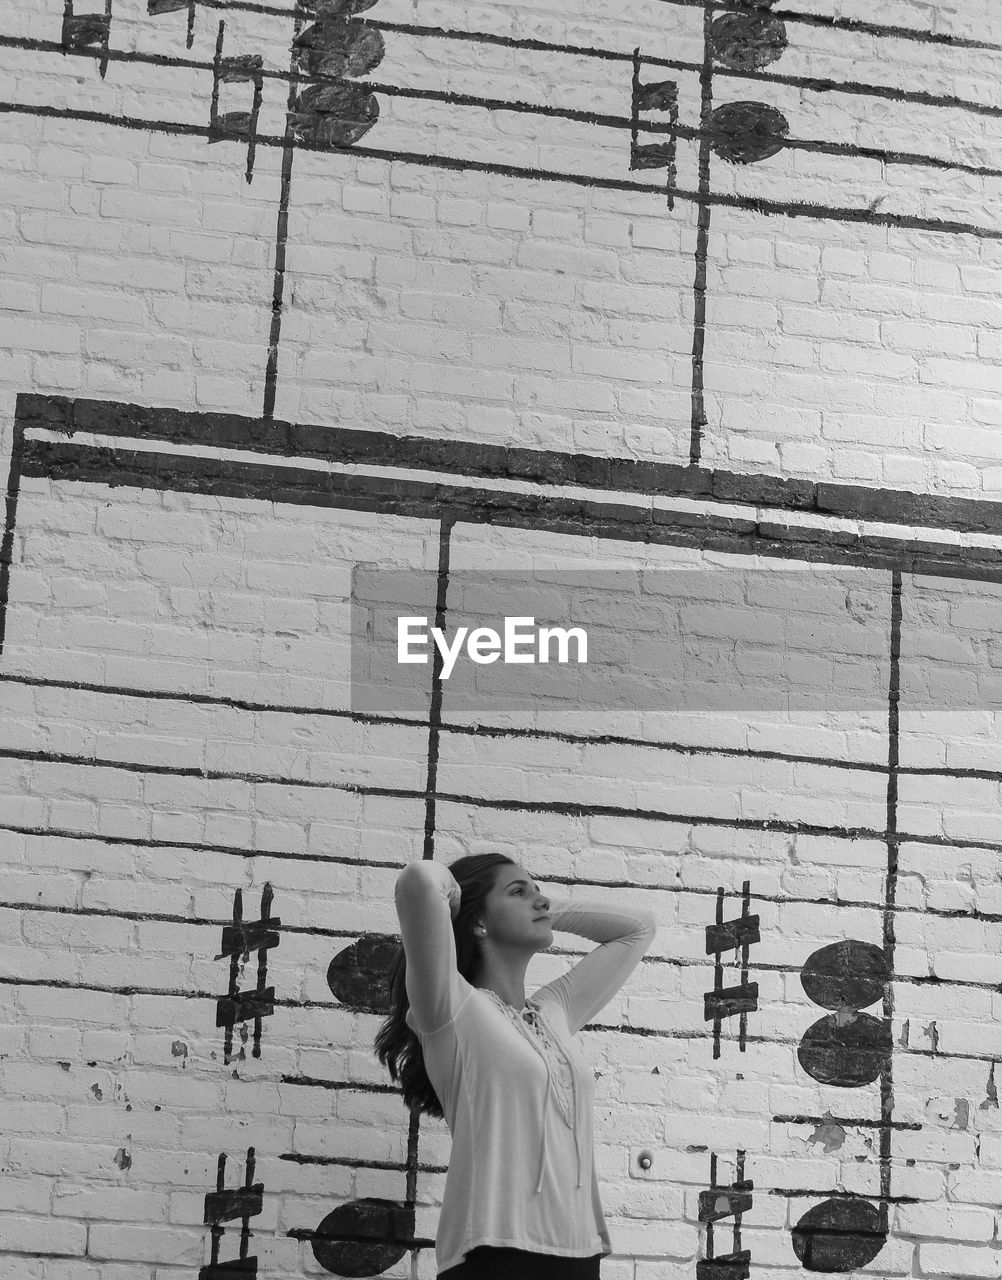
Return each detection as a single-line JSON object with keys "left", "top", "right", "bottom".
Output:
{"left": 215, "top": 884, "right": 280, "bottom": 1064}
{"left": 704, "top": 882, "right": 759, "bottom": 1058}
{"left": 62, "top": 0, "right": 113, "bottom": 77}
{"left": 199, "top": 1148, "right": 262, "bottom": 1279}
{"left": 628, "top": 50, "right": 679, "bottom": 209}
{"left": 209, "top": 22, "right": 264, "bottom": 183}
{"left": 697, "top": 1151, "right": 752, "bottom": 1280}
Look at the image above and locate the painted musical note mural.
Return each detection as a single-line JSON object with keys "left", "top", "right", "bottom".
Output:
{"left": 3, "top": 0, "right": 1002, "bottom": 1277}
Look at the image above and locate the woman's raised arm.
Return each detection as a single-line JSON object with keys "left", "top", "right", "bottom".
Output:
{"left": 394, "top": 860, "right": 467, "bottom": 1035}
{"left": 533, "top": 894, "right": 657, "bottom": 1034}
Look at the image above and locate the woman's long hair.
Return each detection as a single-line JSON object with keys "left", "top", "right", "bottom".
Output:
{"left": 374, "top": 853, "right": 515, "bottom": 1119}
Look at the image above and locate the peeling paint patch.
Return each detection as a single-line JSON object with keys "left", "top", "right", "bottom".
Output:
{"left": 981, "top": 1062, "right": 999, "bottom": 1110}
{"left": 806, "top": 1113, "right": 847, "bottom": 1154}
{"left": 171, "top": 1040, "right": 188, "bottom": 1058}
{"left": 90, "top": 1083, "right": 103, "bottom": 1099}
{"left": 113, "top": 1148, "right": 132, "bottom": 1171}
{"left": 952, "top": 1098, "right": 971, "bottom": 1131}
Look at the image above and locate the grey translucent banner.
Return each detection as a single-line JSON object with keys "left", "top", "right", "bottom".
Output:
{"left": 349, "top": 566, "right": 1002, "bottom": 719}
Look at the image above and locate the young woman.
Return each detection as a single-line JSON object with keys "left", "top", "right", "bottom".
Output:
{"left": 374, "top": 853, "right": 658, "bottom": 1279}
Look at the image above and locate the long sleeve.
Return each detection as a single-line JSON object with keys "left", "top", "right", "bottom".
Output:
{"left": 394, "top": 860, "right": 467, "bottom": 1036}
{"left": 534, "top": 894, "right": 657, "bottom": 1035}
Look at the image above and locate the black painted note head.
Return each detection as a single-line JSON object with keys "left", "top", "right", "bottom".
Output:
{"left": 291, "top": 83, "right": 381, "bottom": 148}
{"left": 708, "top": 102, "right": 789, "bottom": 164}
{"left": 711, "top": 11, "right": 787, "bottom": 72}
{"left": 311, "top": 1197, "right": 414, "bottom": 1276}
{"left": 792, "top": 1197, "right": 887, "bottom": 1273}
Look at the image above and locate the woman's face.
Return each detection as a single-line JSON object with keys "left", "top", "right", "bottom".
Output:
{"left": 478, "top": 864, "right": 553, "bottom": 951}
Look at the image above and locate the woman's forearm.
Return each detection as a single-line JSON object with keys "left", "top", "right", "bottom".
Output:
{"left": 546, "top": 893, "right": 658, "bottom": 944}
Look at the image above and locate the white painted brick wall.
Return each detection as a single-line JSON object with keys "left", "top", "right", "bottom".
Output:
{"left": 3, "top": 0, "right": 1002, "bottom": 1277}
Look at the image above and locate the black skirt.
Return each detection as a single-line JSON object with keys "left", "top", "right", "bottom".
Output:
{"left": 438, "top": 1245, "right": 603, "bottom": 1279}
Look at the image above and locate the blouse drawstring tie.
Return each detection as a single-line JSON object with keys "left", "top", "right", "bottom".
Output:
{"left": 536, "top": 1065, "right": 550, "bottom": 1194}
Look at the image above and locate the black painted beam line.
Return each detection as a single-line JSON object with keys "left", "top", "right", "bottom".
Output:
{"left": 17, "top": 433, "right": 1002, "bottom": 583}
{"left": 20, "top": 395, "right": 1002, "bottom": 541}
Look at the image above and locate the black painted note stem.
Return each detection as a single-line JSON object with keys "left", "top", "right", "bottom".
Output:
{"left": 262, "top": 11, "right": 303, "bottom": 419}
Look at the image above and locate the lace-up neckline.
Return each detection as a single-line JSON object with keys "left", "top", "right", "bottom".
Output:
{"left": 478, "top": 989, "right": 577, "bottom": 1127}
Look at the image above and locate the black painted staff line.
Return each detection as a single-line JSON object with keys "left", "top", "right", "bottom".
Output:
{"left": 767, "top": 1188, "right": 918, "bottom": 1204}
{"left": 55, "top": 26, "right": 1002, "bottom": 185}
{"left": 7, "top": 896, "right": 1002, "bottom": 993}
{"left": 308, "top": 20, "right": 1002, "bottom": 129}
{"left": 261, "top": 9, "right": 301, "bottom": 419}
{"left": 662, "top": 0, "right": 1002, "bottom": 55}
{"left": 282, "top": 1172, "right": 917, "bottom": 1211}
{"left": 42, "top": 30, "right": 1002, "bottom": 182}
{"left": 775, "top": 1113, "right": 920, "bottom": 1131}
{"left": 20, "top": 34, "right": 1002, "bottom": 185}
{"left": 22, "top": 438, "right": 1002, "bottom": 587}
{"left": 0, "top": 671, "right": 894, "bottom": 777}
{"left": 880, "top": 570, "right": 903, "bottom": 1231}
{"left": 10, "top": 666, "right": 1002, "bottom": 787}
{"left": 0, "top": 741, "right": 423, "bottom": 788}
{"left": 28, "top": 394, "right": 1002, "bottom": 540}
{"left": 688, "top": 0, "right": 714, "bottom": 467}
{"left": 0, "top": 1252, "right": 84, "bottom": 1262}
{"left": 0, "top": 739, "right": 949, "bottom": 840}
{"left": 364, "top": 17, "right": 675, "bottom": 67}
{"left": 0, "top": 419, "right": 24, "bottom": 662}
{"left": 61, "top": 0, "right": 1002, "bottom": 59}
{"left": 283, "top": 1076, "right": 403, "bottom": 1093}
{"left": 0, "top": 671, "right": 893, "bottom": 776}
{"left": 23, "top": 21, "right": 1002, "bottom": 128}
{"left": 9, "top": 35, "right": 677, "bottom": 137}
{"left": 283, "top": 1154, "right": 443, "bottom": 1177}
{"left": 6, "top": 896, "right": 999, "bottom": 991}
{"left": 7, "top": 815, "right": 1002, "bottom": 880}
{"left": 3, "top": 100, "right": 1002, "bottom": 243}
{"left": 191, "top": 0, "right": 297, "bottom": 14}
{"left": 278, "top": 1021, "right": 1002, "bottom": 1064}
{"left": 286, "top": 1226, "right": 437, "bottom": 1250}
{"left": 6, "top": 968, "right": 996, "bottom": 1063}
